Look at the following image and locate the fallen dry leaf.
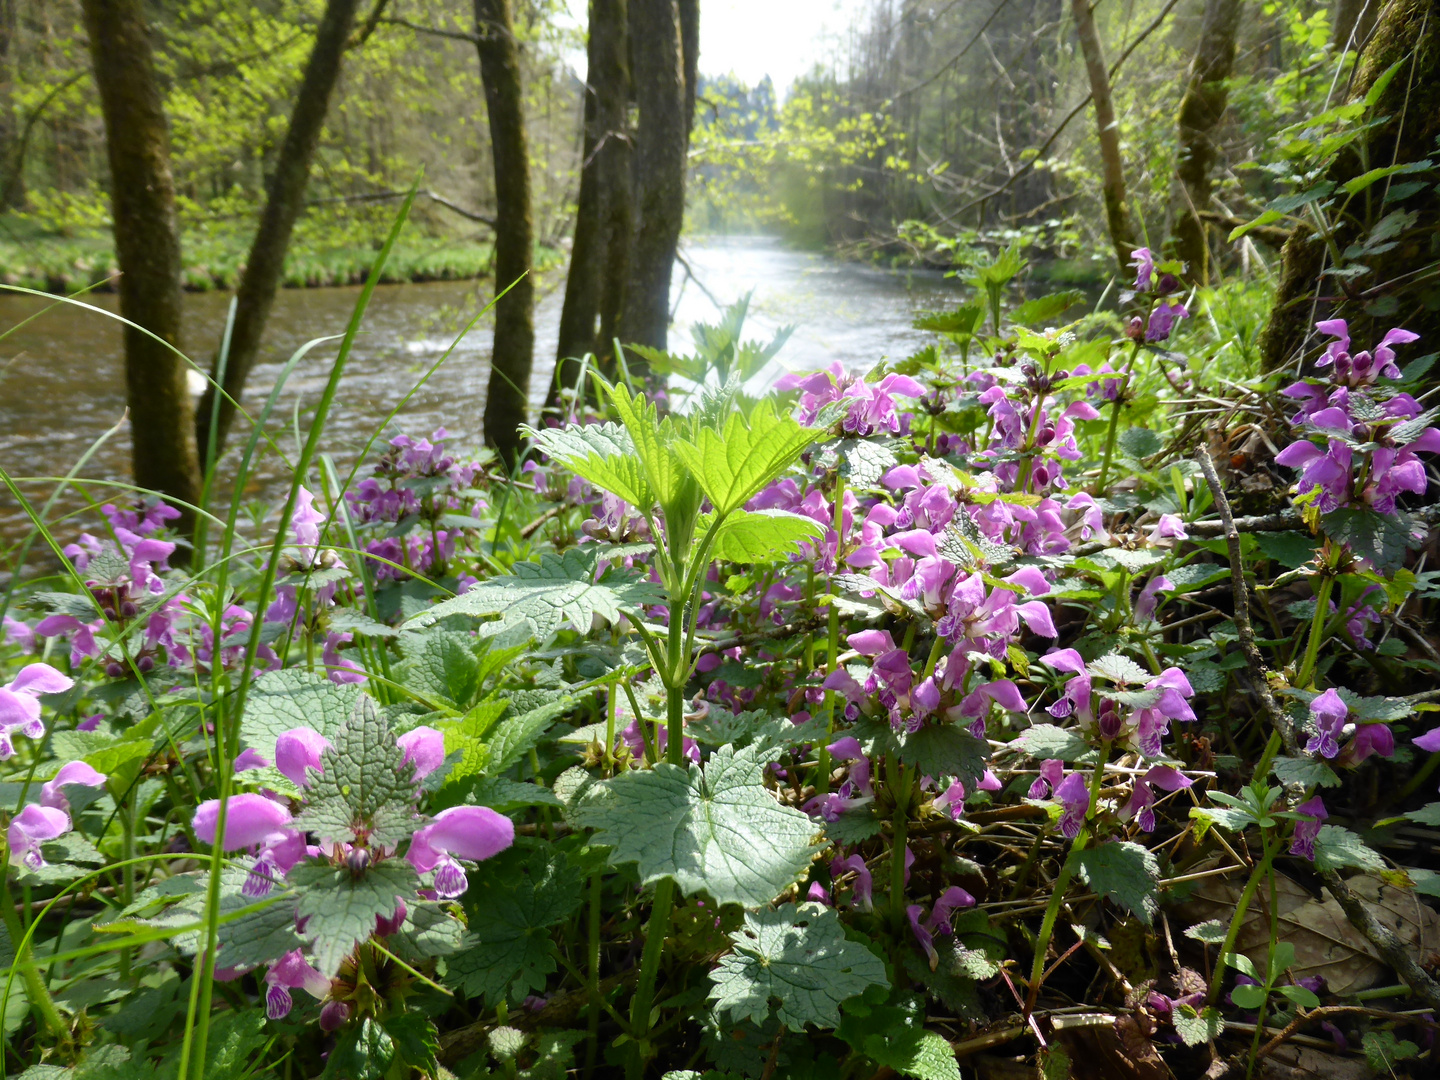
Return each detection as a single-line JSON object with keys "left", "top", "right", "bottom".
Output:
{"left": 1262, "top": 1044, "right": 1371, "bottom": 1079}
{"left": 1181, "top": 873, "right": 1440, "bottom": 995}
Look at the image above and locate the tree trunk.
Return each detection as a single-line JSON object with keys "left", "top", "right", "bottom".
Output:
{"left": 1331, "top": 0, "right": 1378, "bottom": 51}
{"left": 475, "top": 0, "right": 536, "bottom": 467}
{"left": 552, "top": 0, "right": 631, "bottom": 405}
{"left": 194, "top": 0, "right": 363, "bottom": 464}
{"left": 619, "top": 0, "right": 688, "bottom": 353}
{"left": 679, "top": 0, "right": 699, "bottom": 133}
{"left": 79, "top": 0, "right": 200, "bottom": 534}
{"left": 1070, "top": 0, "right": 1135, "bottom": 273}
{"left": 0, "top": 0, "right": 17, "bottom": 210}
{"left": 1170, "top": 0, "right": 1243, "bottom": 281}
{"left": 1260, "top": 0, "right": 1440, "bottom": 372}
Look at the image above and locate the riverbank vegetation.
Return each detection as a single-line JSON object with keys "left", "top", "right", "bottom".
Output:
{"left": 4, "top": 0, "right": 1440, "bottom": 1078}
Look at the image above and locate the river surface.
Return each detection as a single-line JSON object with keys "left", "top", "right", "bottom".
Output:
{"left": 0, "top": 235, "right": 969, "bottom": 546}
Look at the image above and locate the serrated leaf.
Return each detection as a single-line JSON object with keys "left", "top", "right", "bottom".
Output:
{"left": 389, "top": 900, "right": 465, "bottom": 963}
{"left": 397, "top": 631, "right": 481, "bottom": 709}
{"left": 447, "top": 846, "right": 583, "bottom": 1005}
{"left": 1117, "top": 428, "right": 1163, "bottom": 459}
{"left": 472, "top": 776, "right": 562, "bottom": 812}
{"left": 1095, "top": 548, "right": 1165, "bottom": 573}
{"left": 705, "top": 509, "right": 824, "bottom": 564}
{"left": 1011, "top": 290, "right": 1084, "bottom": 327}
{"left": 708, "top": 903, "right": 888, "bottom": 1029}
{"left": 1174, "top": 1004, "right": 1224, "bottom": 1047}
{"left": 291, "top": 859, "right": 418, "bottom": 976}
{"left": 382, "top": 1014, "right": 439, "bottom": 1076}
{"left": 241, "top": 668, "right": 360, "bottom": 761}
{"left": 834, "top": 438, "right": 900, "bottom": 488}
{"left": 484, "top": 695, "right": 581, "bottom": 776}
{"left": 526, "top": 421, "right": 652, "bottom": 508}
{"left": 1013, "top": 724, "right": 1091, "bottom": 763}
{"left": 1255, "top": 532, "right": 1319, "bottom": 569}
{"left": 215, "top": 893, "right": 305, "bottom": 969}
{"left": 1271, "top": 756, "right": 1341, "bottom": 788}
{"left": 1076, "top": 841, "right": 1160, "bottom": 925}
{"left": 1405, "top": 803, "right": 1440, "bottom": 826}
{"left": 1087, "top": 653, "right": 1151, "bottom": 685}
{"left": 1164, "top": 563, "right": 1229, "bottom": 591}
{"left": 322, "top": 1016, "right": 395, "bottom": 1080}
{"left": 864, "top": 1028, "right": 960, "bottom": 1080}
{"left": 854, "top": 720, "right": 989, "bottom": 787}
{"left": 674, "top": 398, "right": 818, "bottom": 514}
{"left": 1312, "top": 825, "right": 1384, "bottom": 872}
{"left": 1321, "top": 507, "right": 1418, "bottom": 573}
{"left": 573, "top": 743, "right": 819, "bottom": 907}
{"left": 825, "top": 808, "right": 883, "bottom": 844}
{"left": 1184, "top": 919, "right": 1227, "bottom": 944}
{"left": 404, "top": 547, "right": 665, "bottom": 639}
{"left": 295, "top": 696, "right": 418, "bottom": 849}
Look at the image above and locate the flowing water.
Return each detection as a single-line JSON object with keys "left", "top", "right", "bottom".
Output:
{"left": 0, "top": 235, "right": 969, "bottom": 547}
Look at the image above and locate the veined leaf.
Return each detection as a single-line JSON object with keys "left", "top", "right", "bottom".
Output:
{"left": 404, "top": 547, "right": 664, "bottom": 639}
{"left": 704, "top": 509, "right": 824, "bottom": 564}
{"left": 1076, "top": 841, "right": 1160, "bottom": 925}
{"left": 292, "top": 859, "right": 419, "bottom": 976}
{"left": 604, "top": 381, "right": 694, "bottom": 509}
{"left": 673, "top": 398, "right": 817, "bottom": 514}
{"left": 525, "top": 422, "right": 652, "bottom": 509}
{"left": 708, "top": 902, "right": 888, "bottom": 1029}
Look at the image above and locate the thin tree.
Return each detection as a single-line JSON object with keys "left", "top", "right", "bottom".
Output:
{"left": 1331, "top": 0, "right": 1377, "bottom": 51}
{"left": 1070, "top": 0, "right": 1136, "bottom": 272}
{"left": 1170, "top": 0, "right": 1243, "bottom": 280}
{"left": 194, "top": 0, "right": 365, "bottom": 462}
{"left": 553, "top": 0, "right": 632, "bottom": 403}
{"left": 474, "top": 0, "right": 536, "bottom": 467}
{"left": 79, "top": 0, "right": 201, "bottom": 534}
{"left": 619, "top": 0, "right": 688, "bottom": 352}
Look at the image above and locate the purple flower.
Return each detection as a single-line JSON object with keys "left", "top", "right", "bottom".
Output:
{"left": 319, "top": 1000, "right": 351, "bottom": 1032}
{"left": 264, "top": 949, "right": 330, "bottom": 1020}
{"left": 1054, "top": 772, "right": 1090, "bottom": 838}
{"left": 1305, "top": 688, "right": 1348, "bottom": 760}
{"left": 925, "top": 885, "right": 976, "bottom": 934}
{"left": 1135, "top": 575, "right": 1173, "bottom": 620}
{"left": 1147, "top": 514, "right": 1188, "bottom": 543}
{"left": 1275, "top": 438, "right": 1353, "bottom": 513}
{"left": 0, "top": 663, "right": 73, "bottom": 758}
{"left": 406, "top": 805, "right": 515, "bottom": 897}
{"left": 322, "top": 632, "right": 366, "bottom": 685}
{"left": 397, "top": 726, "right": 446, "bottom": 780}
{"left": 806, "top": 882, "right": 831, "bottom": 904}
{"left": 40, "top": 761, "right": 107, "bottom": 813}
{"left": 1415, "top": 726, "right": 1440, "bottom": 753}
{"left": 192, "top": 794, "right": 293, "bottom": 851}
{"left": 830, "top": 853, "right": 873, "bottom": 910}
{"left": 1342, "top": 723, "right": 1393, "bottom": 765}
{"left": 1029, "top": 758, "right": 1065, "bottom": 800}
{"left": 234, "top": 748, "right": 269, "bottom": 772}
{"left": 1131, "top": 248, "right": 1156, "bottom": 293}
{"left": 291, "top": 486, "right": 326, "bottom": 552}
{"left": 1040, "top": 649, "right": 1091, "bottom": 724}
{"left": 8, "top": 804, "right": 72, "bottom": 870}
{"left": 3, "top": 615, "right": 35, "bottom": 652}
{"left": 274, "top": 727, "right": 332, "bottom": 788}
{"left": 907, "top": 904, "right": 939, "bottom": 969}
{"left": 1124, "top": 765, "right": 1193, "bottom": 832}
{"left": 1145, "top": 301, "right": 1189, "bottom": 342}
{"left": 375, "top": 899, "right": 408, "bottom": 937}
{"left": 1289, "top": 796, "right": 1328, "bottom": 861}
{"left": 1133, "top": 668, "right": 1196, "bottom": 757}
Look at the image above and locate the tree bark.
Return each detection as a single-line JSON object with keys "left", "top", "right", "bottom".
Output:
{"left": 679, "top": 0, "right": 699, "bottom": 134}
{"left": 1260, "top": 0, "right": 1440, "bottom": 373}
{"left": 619, "top": 0, "right": 688, "bottom": 353}
{"left": 194, "top": 0, "right": 364, "bottom": 464}
{"left": 79, "top": 0, "right": 200, "bottom": 534}
{"left": 552, "top": 0, "right": 631, "bottom": 405}
{"left": 1331, "top": 0, "right": 1378, "bottom": 51}
{"left": 1070, "top": 0, "right": 1135, "bottom": 273}
{"left": 0, "top": 0, "right": 17, "bottom": 211}
{"left": 1170, "top": 0, "right": 1243, "bottom": 281}
{"left": 475, "top": 0, "right": 536, "bottom": 467}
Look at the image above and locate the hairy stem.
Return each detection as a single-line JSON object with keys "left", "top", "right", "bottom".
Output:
{"left": 1207, "top": 836, "right": 1276, "bottom": 1005}
{"left": 0, "top": 872, "right": 68, "bottom": 1045}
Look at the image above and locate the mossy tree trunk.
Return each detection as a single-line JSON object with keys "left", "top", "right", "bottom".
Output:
{"left": 80, "top": 0, "right": 201, "bottom": 536}
{"left": 1260, "top": 0, "right": 1440, "bottom": 373}
{"left": 1071, "top": 0, "right": 1136, "bottom": 274}
{"left": 475, "top": 0, "right": 536, "bottom": 466}
{"left": 553, "top": 0, "right": 631, "bottom": 404}
{"left": 619, "top": 0, "right": 688, "bottom": 353}
{"left": 194, "top": 0, "right": 363, "bottom": 465}
{"left": 1170, "top": 0, "right": 1243, "bottom": 281}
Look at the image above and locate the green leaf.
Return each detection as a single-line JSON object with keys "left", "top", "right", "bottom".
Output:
{"left": 441, "top": 697, "right": 510, "bottom": 783}
{"left": 1013, "top": 724, "right": 1092, "bottom": 763}
{"left": 1229, "top": 983, "right": 1267, "bottom": 1009}
{"left": 1173, "top": 1004, "right": 1224, "bottom": 1047}
{"left": 397, "top": 631, "right": 482, "bottom": 710}
{"left": 1184, "top": 920, "right": 1227, "bottom": 945}
{"left": 913, "top": 300, "right": 985, "bottom": 336}
{"left": 323, "top": 1016, "right": 395, "bottom": 1080}
{"left": 603, "top": 381, "right": 695, "bottom": 511}
{"left": 674, "top": 398, "right": 817, "bottom": 514}
{"left": 526, "top": 422, "right": 652, "bottom": 509}
{"left": 404, "top": 547, "right": 665, "bottom": 640}
{"left": 855, "top": 720, "right": 988, "bottom": 787}
{"left": 447, "top": 846, "right": 583, "bottom": 1005}
{"left": 1076, "top": 842, "right": 1160, "bottom": 925}
{"left": 241, "top": 668, "right": 360, "bottom": 761}
{"left": 292, "top": 858, "right": 418, "bottom": 976}
{"left": 1010, "top": 290, "right": 1084, "bottom": 327}
{"left": 1321, "top": 507, "right": 1418, "bottom": 573}
{"left": 484, "top": 694, "right": 581, "bottom": 777}
{"left": 1406, "top": 803, "right": 1440, "bottom": 826}
{"left": 1312, "top": 825, "right": 1384, "bottom": 872}
{"left": 1363, "top": 1030, "right": 1420, "bottom": 1072}
{"left": 705, "top": 509, "right": 824, "bottom": 564}
{"left": 1087, "top": 653, "right": 1150, "bottom": 685}
{"left": 389, "top": 900, "right": 466, "bottom": 962}
{"left": 708, "top": 902, "right": 888, "bottom": 1029}
{"left": 1277, "top": 983, "right": 1321, "bottom": 1009}
{"left": 864, "top": 1028, "right": 960, "bottom": 1080}
{"left": 156, "top": 1009, "right": 271, "bottom": 1080}
{"left": 295, "top": 696, "right": 418, "bottom": 850}
{"left": 825, "top": 808, "right": 883, "bottom": 845}
{"left": 573, "top": 743, "right": 819, "bottom": 907}
{"left": 215, "top": 893, "right": 305, "bottom": 969}
{"left": 832, "top": 438, "right": 901, "bottom": 489}
{"left": 1117, "top": 428, "right": 1163, "bottom": 460}
{"left": 1271, "top": 756, "right": 1341, "bottom": 788}
{"left": 383, "top": 1013, "right": 439, "bottom": 1075}
{"left": 472, "top": 776, "right": 563, "bottom": 813}
{"left": 1255, "top": 531, "right": 1319, "bottom": 569}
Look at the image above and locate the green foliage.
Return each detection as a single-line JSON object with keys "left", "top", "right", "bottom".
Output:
{"left": 292, "top": 860, "right": 418, "bottom": 977}
{"left": 1075, "top": 842, "right": 1161, "bottom": 925}
{"left": 294, "top": 697, "right": 418, "bottom": 850}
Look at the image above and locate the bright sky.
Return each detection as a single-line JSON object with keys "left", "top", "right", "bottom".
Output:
{"left": 560, "top": 0, "right": 867, "bottom": 96}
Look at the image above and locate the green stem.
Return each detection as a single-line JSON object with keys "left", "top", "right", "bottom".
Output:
{"left": 889, "top": 757, "right": 913, "bottom": 921}
{"left": 1207, "top": 836, "right": 1277, "bottom": 1005}
{"left": 1095, "top": 340, "right": 1144, "bottom": 494}
{"left": 585, "top": 870, "right": 602, "bottom": 1079}
{"left": 816, "top": 476, "right": 845, "bottom": 796}
{"left": 626, "top": 876, "right": 675, "bottom": 1080}
{"left": 1254, "top": 730, "right": 1283, "bottom": 787}
{"left": 0, "top": 872, "right": 67, "bottom": 1045}
{"left": 1026, "top": 830, "right": 1088, "bottom": 1012}
{"left": 1295, "top": 575, "right": 1334, "bottom": 689}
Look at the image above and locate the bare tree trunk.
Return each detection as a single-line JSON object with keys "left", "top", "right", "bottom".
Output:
{"left": 1070, "top": 0, "right": 1135, "bottom": 273}
{"left": 194, "top": 0, "right": 363, "bottom": 463}
{"left": 619, "top": 0, "right": 687, "bottom": 353}
{"left": 1331, "top": 0, "right": 1378, "bottom": 51}
{"left": 79, "top": 0, "right": 200, "bottom": 534}
{"left": 552, "top": 0, "right": 631, "bottom": 405}
{"left": 475, "top": 0, "right": 535, "bottom": 466}
{"left": 1170, "top": 0, "right": 1243, "bottom": 281}
{"left": 1260, "top": 0, "right": 1440, "bottom": 373}
{"left": 679, "top": 0, "right": 699, "bottom": 132}
{"left": 0, "top": 0, "right": 17, "bottom": 210}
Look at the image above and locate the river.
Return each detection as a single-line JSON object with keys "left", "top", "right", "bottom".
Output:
{"left": 0, "top": 235, "right": 969, "bottom": 546}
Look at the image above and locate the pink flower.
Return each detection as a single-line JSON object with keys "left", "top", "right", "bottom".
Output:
{"left": 1135, "top": 575, "right": 1173, "bottom": 620}
{"left": 1131, "top": 248, "right": 1156, "bottom": 292}
{"left": 907, "top": 904, "right": 939, "bottom": 969}
{"left": 1123, "top": 765, "right": 1193, "bottom": 832}
{"left": 1054, "top": 772, "right": 1090, "bottom": 838}
{"left": 323, "top": 632, "right": 366, "bottom": 685}
{"left": 397, "top": 726, "right": 446, "bottom": 781}
{"left": 264, "top": 949, "right": 331, "bottom": 1020}
{"left": 1029, "top": 758, "right": 1065, "bottom": 800}
{"left": 1341, "top": 723, "right": 1394, "bottom": 765}
{"left": 40, "top": 762, "right": 107, "bottom": 813}
{"left": 830, "top": 853, "right": 873, "bottom": 910}
{"left": 406, "top": 805, "right": 515, "bottom": 897}
{"left": 291, "top": 486, "right": 327, "bottom": 552}
{"left": 192, "top": 793, "right": 293, "bottom": 851}
{"left": 1147, "top": 514, "right": 1188, "bottom": 543}
{"left": 925, "top": 885, "right": 976, "bottom": 934}
{"left": 1305, "top": 688, "right": 1348, "bottom": 760}
{"left": 1289, "top": 796, "right": 1328, "bottom": 861}
{"left": 8, "top": 804, "right": 72, "bottom": 870}
{"left": 274, "top": 727, "right": 332, "bottom": 788}
{"left": 0, "top": 663, "right": 73, "bottom": 758}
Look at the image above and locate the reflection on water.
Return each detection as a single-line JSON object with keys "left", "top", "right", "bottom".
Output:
{"left": 0, "top": 236, "right": 967, "bottom": 544}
